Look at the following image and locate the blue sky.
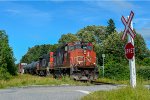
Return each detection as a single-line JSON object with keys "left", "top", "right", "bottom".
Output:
{"left": 0, "top": 1, "right": 150, "bottom": 63}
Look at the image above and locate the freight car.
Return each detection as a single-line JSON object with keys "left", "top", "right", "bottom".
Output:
{"left": 20, "top": 41, "right": 98, "bottom": 81}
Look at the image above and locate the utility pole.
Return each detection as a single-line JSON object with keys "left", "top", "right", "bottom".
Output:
{"left": 102, "top": 54, "right": 105, "bottom": 77}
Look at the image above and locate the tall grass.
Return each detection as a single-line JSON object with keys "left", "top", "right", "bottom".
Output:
{"left": 82, "top": 85, "right": 150, "bottom": 100}
{"left": 96, "top": 77, "right": 150, "bottom": 85}
{"left": 0, "top": 74, "right": 91, "bottom": 89}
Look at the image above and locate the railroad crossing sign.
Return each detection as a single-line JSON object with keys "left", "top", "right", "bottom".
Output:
{"left": 121, "top": 11, "right": 136, "bottom": 40}
{"left": 125, "top": 42, "right": 134, "bottom": 59}
{"left": 121, "top": 11, "right": 136, "bottom": 88}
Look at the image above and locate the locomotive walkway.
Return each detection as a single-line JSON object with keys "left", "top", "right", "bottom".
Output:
{"left": 0, "top": 85, "right": 121, "bottom": 100}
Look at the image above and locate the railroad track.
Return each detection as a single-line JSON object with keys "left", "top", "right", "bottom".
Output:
{"left": 79, "top": 80, "right": 116, "bottom": 85}
{"left": 91, "top": 81, "right": 116, "bottom": 85}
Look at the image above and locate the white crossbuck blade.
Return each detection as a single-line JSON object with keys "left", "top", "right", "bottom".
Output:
{"left": 121, "top": 11, "right": 136, "bottom": 40}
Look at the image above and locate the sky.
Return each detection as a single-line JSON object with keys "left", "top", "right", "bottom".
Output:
{"left": 0, "top": 0, "right": 150, "bottom": 63}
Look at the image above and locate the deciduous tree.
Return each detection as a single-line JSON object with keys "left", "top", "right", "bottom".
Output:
{"left": 58, "top": 33, "right": 79, "bottom": 45}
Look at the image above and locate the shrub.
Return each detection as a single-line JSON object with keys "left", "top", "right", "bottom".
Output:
{"left": 137, "top": 66, "right": 150, "bottom": 80}
{"left": 104, "top": 61, "right": 129, "bottom": 80}
{"left": 141, "top": 58, "right": 150, "bottom": 66}
{"left": 0, "top": 67, "right": 12, "bottom": 80}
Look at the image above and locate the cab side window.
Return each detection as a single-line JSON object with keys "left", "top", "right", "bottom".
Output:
{"left": 42, "top": 59, "right": 46, "bottom": 67}
{"left": 65, "top": 46, "right": 68, "bottom": 51}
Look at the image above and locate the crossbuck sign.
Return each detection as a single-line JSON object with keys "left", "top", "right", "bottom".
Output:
{"left": 121, "top": 11, "right": 136, "bottom": 88}
{"left": 121, "top": 11, "right": 136, "bottom": 40}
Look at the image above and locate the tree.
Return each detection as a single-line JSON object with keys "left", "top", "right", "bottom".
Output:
{"left": 106, "top": 19, "right": 116, "bottom": 36}
{"left": 77, "top": 25, "right": 106, "bottom": 44}
{"left": 0, "top": 30, "right": 16, "bottom": 75}
{"left": 58, "top": 33, "right": 79, "bottom": 45}
{"left": 21, "top": 44, "right": 59, "bottom": 63}
{"left": 76, "top": 25, "right": 107, "bottom": 65}
{"left": 103, "top": 31, "right": 149, "bottom": 65}
{"left": 133, "top": 30, "right": 150, "bottom": 65}
{"left": 134, "top": 31, "right": 149, "bottom": 58}
{"left": 103, "top": 32, "right": 127, "bottom": 64}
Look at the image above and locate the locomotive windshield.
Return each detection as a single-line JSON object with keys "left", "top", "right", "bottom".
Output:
{"left": 82, "top": 44, "right": 92, "bottom": 50}
{"left": 67, "top": 42, "right": 93, "bottom": 50}
{"left": 75, "top": 44, "right": 81, "bottom": 49}
{"left": 87, "top": 46, "right": 92, "bottom": 50}
{"left": 68, "top": 45, "right": 74, "bottom": 51}
{"left": 82, "top": 45, "right": 87, "bottom": 50}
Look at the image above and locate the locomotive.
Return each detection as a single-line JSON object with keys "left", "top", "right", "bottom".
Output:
{"left": 19, "top": 41, "right": 98, "bottom": 81}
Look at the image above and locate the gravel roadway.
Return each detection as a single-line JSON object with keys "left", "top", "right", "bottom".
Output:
{"left": 0, "top": 84, "right": 121, "bottom": 100}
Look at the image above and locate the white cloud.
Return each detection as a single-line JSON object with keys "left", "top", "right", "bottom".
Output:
{"left": 5, "top": 9, "right": 20, "bottom": 14}
{"left": 3, "top": 2, "right": 52, "bottom": 26}
{"left": 83, "top": 0, "right": 135, "bottom": 14}
{"left": 5, "top": 8, "right": 51, "bottom": 20}
{"left": 137, "top": 28, "right": 150, "bottom": 40}
{"left": 134, "top": 18, "right": 150, "bottom": 40}
{"left": 134, "top": 18, "right": 150, "bottom": 24}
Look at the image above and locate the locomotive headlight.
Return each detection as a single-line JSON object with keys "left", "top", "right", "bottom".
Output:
{"left": 84, "top": 50, "right": 86, "bottom": 55}
{"left": 93, "top": 63, "right": 96, "bottom": 65}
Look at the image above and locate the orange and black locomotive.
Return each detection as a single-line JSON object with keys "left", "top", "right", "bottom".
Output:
{"left": 20, "top": 41, "right": 98, "bottom": 81}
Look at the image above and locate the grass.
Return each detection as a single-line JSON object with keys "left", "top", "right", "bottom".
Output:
{"left": 96, "top": 77, "right": 150, "bottom": 85}
{"left": 82, "top": 85, "right": 150, "bottom": 100}
{"left": 83, "top": 77, "right": 150, "bottom": 100}
{"left": 96, "top": 78, "right": 130, "bottom": 85}
{"left": 0, "top": 74, "right": 91, "bottom": 89}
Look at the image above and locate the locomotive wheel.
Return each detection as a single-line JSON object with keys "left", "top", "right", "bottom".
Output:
{"left": 39, "top": 70, "right": 45, "bottom": 76}
{"left": 35, "top": 69, "right": 38, "bottom": 75}
{"left": 54, "top": 70, "right": 63, "bottom": 79}
{"left": 45, "top": 70, "right": 50, "bottom": 76}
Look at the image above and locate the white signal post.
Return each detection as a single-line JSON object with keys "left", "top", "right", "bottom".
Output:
{"left": 128, "top": 20, "right": 136, "bottom": 88}
{"left": 102, "top": 54, "right": 105, "bottom": 78}
{"left": 121, "top": 11, "right": 136, "bottom": 88}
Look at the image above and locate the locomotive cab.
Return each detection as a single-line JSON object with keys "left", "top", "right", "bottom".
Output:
{"left": 68, "top": 42, "right": 98, "bottom": 81}
{"left": 69, "top": 42, "right": 96, "bottom": 68}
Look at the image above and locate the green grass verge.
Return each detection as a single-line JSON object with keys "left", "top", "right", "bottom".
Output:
{"left": 96, "top": 78, "right": 129, "bottom": 84}
{"left": 0, "top": 74, "right": 91, "bottom": 89}
{"left": 96, "top": 77, "right": 150, "bottom": 85}
{"left": 82, "top": 86, "right": 150, "bottom": 100}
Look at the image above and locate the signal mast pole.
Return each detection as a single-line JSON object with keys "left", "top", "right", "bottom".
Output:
{"left": 128, "top": 19, "right": 136, "bottom": 88}
{"left": 121, "top": 11, "right": 136, "bottom": 88}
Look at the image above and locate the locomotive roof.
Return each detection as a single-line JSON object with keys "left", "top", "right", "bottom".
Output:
{"left": 62, "top": 41, "right": 93, "bottom": 46}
